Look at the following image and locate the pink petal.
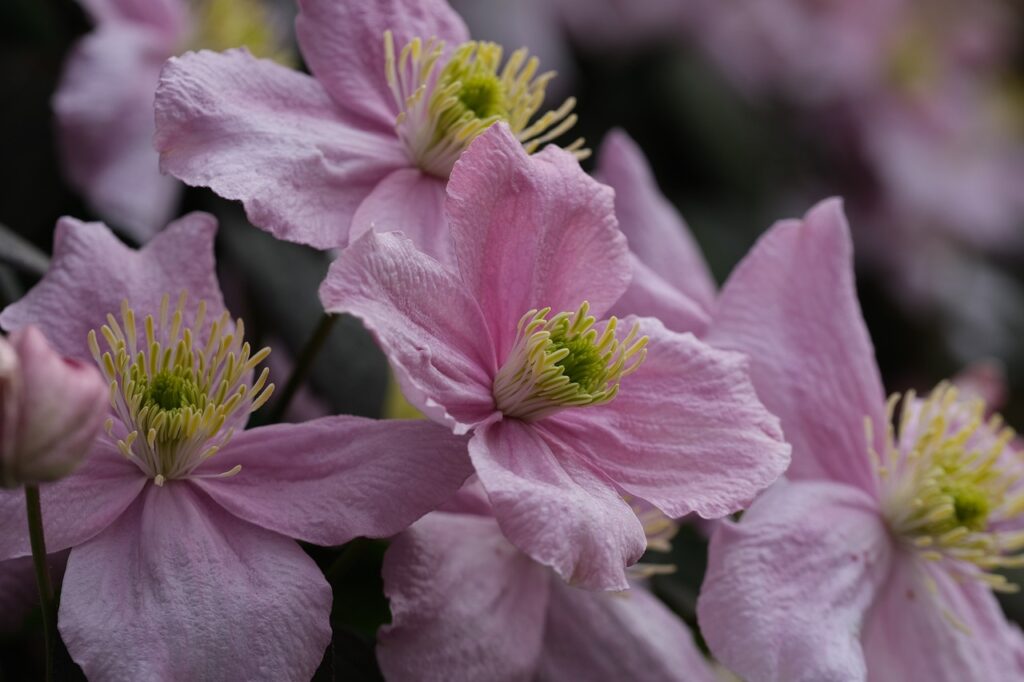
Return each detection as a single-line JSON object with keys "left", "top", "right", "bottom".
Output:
{"left": 538, "top": 581, "right": 716, "bottom": 682}
{"left": 194, "top": 416, "right": 472, "bottom": 545}
{"left": 0, "top": 552, "right": 68, "bottom": 634}
{"left": 697, "top": 479, "right": 892, "bottom": 682}
{"left": 862, "top": 555, "right": 1024, "bottom": 681}
{"left": 155, "top": 49, "right": 407, "bottom": 249}
{"left": 0, "top": 213, "right": 223, "bottom": 362}
{"left": 597, "top": 130, "right": 716, "bottom": 313}
{"left": 446, "top": 125, "right": 632, "bottom": 361}
{"left": 59, "top": 483, "right": 331, "bottom": 680}
{"left": 610, "top": 255, "right": 711, "bottom": 336}
{"left": 295, "top": 0, "right": 469, "bottom": 128}
{"left": 78, "top": 0, "right": 187, "bottom": 38}
{"left": 549, "top": 317, "right": 789, "bottom": 519}
{"left": 707, "top": 198, "right": 886, "bottom": 493}
{"left": 0, "top": 445, "right": 145, "bottom": 560}
{"left": 350, "top": 168, "right": 454, "bottom": 266}
{"left": 469, "top": 419, "right": 646, "bottom": 591}
{"left": 378, "top": 512, "right": 549, "bottom": 682}
{"left": 319, "top": 231, "right": 497, "bottom": 433}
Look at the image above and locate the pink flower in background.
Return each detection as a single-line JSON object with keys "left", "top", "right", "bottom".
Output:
{"left": 378, "top": 483, "right": 717, "bottom": 682}
{"left": 320, "top": 123, "right": 790, "bottom": 590}
{"left": 0, "top": 213, "right": 472, "bottom": 679}
{"left": 0, "top": 326, "right": 107, "bottom": 487}
{"left": 154, "top": 0, "right": 583, "bottom": 263}
{"left": 696, "top": 200, "right": 1024, "bottom": 680}
{"left": 54, "top": 0, "right": 291, "bottom": 241}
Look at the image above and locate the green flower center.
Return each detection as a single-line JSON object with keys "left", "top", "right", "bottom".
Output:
{"left": 145, "top": 370, "right": 204, "bottom": 412}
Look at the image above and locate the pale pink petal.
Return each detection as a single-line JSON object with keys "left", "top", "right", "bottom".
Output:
{"left": 469, "top": 419, "right": 646, "bottom": 591}
{"left": 378, "top": 512, "right": 549, "bottom": 682}
{"left": 155, "top": 49, "right": 408, "bottom": 249}
{"left": 0, "top": 552, "right": 68, "bottom": 634}
{"left": 862, "top": 555, "right": 1024, "bottom": 681}
{"left": 539, "top": 581, "right": 717, "bottom": 682}
{"left": 78, "top": 0, "right": 187, "bottom": 38}
{"left": 447, "top": 125, "right": 631, "bottom": 361}
{"left": 350, "top": 168, "right": 453, "bottom": 265}
{"left": 59, "top": 484, "right": 331, "bottom": 681}
{"left": 697, "top": 480, "right": 892, "bottom": 682}
{"left": 54, "top": 25, "right": 180, "bottom": 240}
{"left": 295, "top": 0, "right": 469, "bottom": 128}
{"left": 610, "top": 255, "right": 711, "bottom": 335}
{"left": 0, "top": 213, "right": 223, "bottom": 362}
{"left": 549, "top": 317, "right": 789, "bottom": 519}
{"left": 194, "top": 416, "right": 472, "bottom": 545}
{"left": 319, "top": 231, "right": 497, "bottom": 433}
{"left": 0, "top": 445, "right": 145, "bottom": 560}
{"left": 707, "top": 198, "right": 886, "bottom": 493}
{"left": 597, "top": 130, "right": 716, "bottom": 312}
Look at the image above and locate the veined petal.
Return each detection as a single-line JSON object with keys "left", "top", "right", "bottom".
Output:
{"left": 708, "top": 198, "right": 886, "bottom": 493}
{"left": 378, "top": 512, "right": 549, "bottom": 682}
{"left": 610, "top": 255, "right": 711, "bottom": 336}
{"left": 59, "top": 484, "right": 331, "bottom": 681}
{"left": 155, "top": 49, "right": 407, "bottom": 250}
{"left": 195, "top": 416, "right": 472, "bottom": 545}
{"left": 469, "top": 419, "right": 646, "bottom": 591}
{"left": 697, "top": 480, "right": 892, "bottom": 682}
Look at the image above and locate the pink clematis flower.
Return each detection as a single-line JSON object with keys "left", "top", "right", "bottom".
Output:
{"left": 54, "top": 0, "right": 292, "bottom": 241}
{"left": 0, "top": 213, "right": 472, "bottom": 679}
{"left": 377, "top": 483, "right": 717, "bottom": 682}
{"left": 695, "top": 199, "right": 1024, "bottom": 680}
{"left": 319, "top": 123, "right": 790, "bottom": 590}
{"left": 154, "top": 0, "right": 584, "bottom": 263}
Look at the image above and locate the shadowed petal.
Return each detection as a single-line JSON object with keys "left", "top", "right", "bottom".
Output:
{"left": 59, "top": 484, "right": 331, "bottom": 681}
{"left": 610, "top": 255, "right": 711, "bottom": 336}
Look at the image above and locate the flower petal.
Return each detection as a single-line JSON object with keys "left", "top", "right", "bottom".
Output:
{"left": 350, "top": 168, "right": 453, "bottom": 266}
{"left": 597, "top": 130, "right": 716, "bottom": 313}
{"left": 549, "top": 317, "right": 789, "bottom": 519}
{"left": 0, "top": 445, "right": 145, "bottom": 560}
{"left": 378, "top": 512, "right": 549, "bottom": 682}
{"left": 320, "top": 231, "right": 497, "bottom": 433}
{"left": 78, "top": 0, "right": 187, "bottom": 37}
{"left": 610, "top": 255, "right": 711, "bottom": 336}
{"left": 538, "top": 581, "right": 716, "bottom": 682}
{"left": 0, "top": 212, "right": 223, "bottom": 362}
{"left": 862, "top": 555, "right": 1024, "bottom": 681}
{"left": 59, "top": 483, "right": 331, "bottom": 681}
{"left": 194, "top": 416, "right": 472, "bottom": 545}
{"left": 697, "top": 479, "right": 892, "bottom": 682}
{"left": 53, "top": 25, "right": 180, "bottom": 240}
{"left": 295, "top": 0, "right": 469, "bottom": 128}
{"left": 0, "top": 552, "right": 68, "bottom": 634}
{"left": 447, "top": 125, "right": 631, "bottom": 361}
{"left": 707, "top": 198, "right": 886, "bottom": 492}
{"left": 469, "top": 419, "right": 646, "bottom": 591}
{"left": 155, "top": 48, "right": 407, "bottom": 249}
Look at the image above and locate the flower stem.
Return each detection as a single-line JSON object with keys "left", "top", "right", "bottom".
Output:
{"left": 263, "top": 313, "right": 337, "bottom": 424}
{"left": 25, "top": 485, "right": 55, "bottom": 682}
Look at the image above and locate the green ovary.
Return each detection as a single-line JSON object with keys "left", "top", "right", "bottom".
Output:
{"left": 550, "top": 334, "right": 606, "bottom": 394}
{"left": 144, "top": 370, "right": 204, "bottom": 413}
{"left": 947, "top": 485, "right": 990, "bottom": 532}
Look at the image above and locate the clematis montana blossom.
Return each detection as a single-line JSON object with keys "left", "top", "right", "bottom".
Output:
{"left": 320, "top": 123, "right": 790, "bottom": 591}
{"left": 377, "top": 483, "right": 717, "bottom": 682}
{"left": 154, "top": 0, "right": 584, "bottom": 264}
{"left": 54, "top": 0, "right": 291, "bottom": 240}
{"left": 1, "top": 326, "right": 107, "bottom": 488}
{"left": 0, "top": 213, "right": 472, "bottom": 680}
{"left": 695, "top": 199, "right": 1024, "bottom": 681}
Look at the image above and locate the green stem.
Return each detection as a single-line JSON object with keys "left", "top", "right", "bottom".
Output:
{"left": 25, "top": 485, "right": 54, "bottom": 682}
{"left": 263, "top": 313, "right": 337, "bottom": 425}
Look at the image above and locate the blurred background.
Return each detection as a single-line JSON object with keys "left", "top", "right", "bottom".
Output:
{"left": 1, "top": 0, "right": 1022, "bottom": 678}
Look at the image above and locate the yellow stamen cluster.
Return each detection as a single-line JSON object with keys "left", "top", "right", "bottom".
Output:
{"left": 384, "top": 31, "right": 587, "bottom": 178}
{"left": 869, "top": 383, "right": 1024, "bottom": 592}
{"left": 88, "top": 292, "right": 274, "bottom": 485}
{"left": 492, "top": 302, "right": 647, "bottom": 421}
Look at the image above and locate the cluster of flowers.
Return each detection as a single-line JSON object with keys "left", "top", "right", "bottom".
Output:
{"left": 3, "top": 0, "right": 1024, "bottom": 679}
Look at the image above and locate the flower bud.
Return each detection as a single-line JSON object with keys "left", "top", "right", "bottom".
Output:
{"left": 0, "top": 326, "right": 107, "bottom": 487}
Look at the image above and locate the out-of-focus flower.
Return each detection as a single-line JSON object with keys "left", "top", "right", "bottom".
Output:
{"left": 377, "top": 483, "right": 718, "bottom": 682}
{"left": 0, "top": 326, "right": 106, "bottom": 488}
{"left": 0, "top": 213, "right": 472, "bottom": 680}
{"left": 696, "top": 200, "right": 1024, "bottom": 680}
{"left": 154, "top": 0, "right": 584, "bottom": 264}
{"left": 53, "top": 0, "right": 293, "bottom": 241}
{"left": 320, "top": 123, "right": 789, "bottom": 590}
